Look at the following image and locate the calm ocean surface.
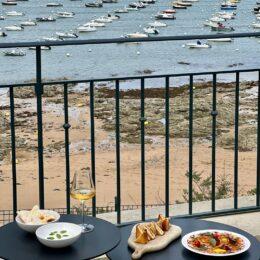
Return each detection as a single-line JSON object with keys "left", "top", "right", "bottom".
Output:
{"left": 0, "top": 0, "right": 259, "bottom": 86}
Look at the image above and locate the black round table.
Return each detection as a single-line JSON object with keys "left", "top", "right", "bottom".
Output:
{"left": 107, "top": 218, "right": 260, "bottom": 260}
{"left": 0, "top": 214, "right": 121, "bottom": 260}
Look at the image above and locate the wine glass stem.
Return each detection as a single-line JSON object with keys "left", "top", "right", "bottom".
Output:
{"left": 81, "top": 200, "right": 85, "bottom": 226}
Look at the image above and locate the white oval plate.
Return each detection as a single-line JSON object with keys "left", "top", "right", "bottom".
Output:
{"left": 181, "top": 229, "right": 251, "bottom": 257}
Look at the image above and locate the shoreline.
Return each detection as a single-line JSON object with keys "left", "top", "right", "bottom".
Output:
{"left": 0, "top": 79, "right": 258, "bottom": 210}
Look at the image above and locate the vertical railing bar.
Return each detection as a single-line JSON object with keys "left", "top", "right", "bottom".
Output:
{"left": 234, "top": 72, "right": 239, "bottom": 209}
{"left": 189, "top": 75, "right": 193, "bottom": 215}
{"left": 35, "top": 46, "right": 45, "bottom": 209}
{"left": 9, "top": 87, "right": 17, "bottom": 220}
{"left": 165, "top": 76, "right": 170, "bottom": 217}
{"left": 211, "top": 73, "right": 217, "bottom": 212}
{"left": 63, "top": 83, "right": 71, "bottom": 214}
{"left": 257, "top": 70, "right": 260, "bottom": 207}
{"left": 140, "top": 78, "right": 145, "bottom": 221}
{"left": 89, "top": 81, "right": 96, "bottom": 217}
{"left": 115, "top": 80, "right": 121, "bottom": 224}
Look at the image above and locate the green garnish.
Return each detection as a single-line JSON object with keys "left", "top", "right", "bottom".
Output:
{"left": 47, "top": 230, "right": 69, "bottom": 240}
{"left": 56, "top": 234, "right": 62, "bottom": 239}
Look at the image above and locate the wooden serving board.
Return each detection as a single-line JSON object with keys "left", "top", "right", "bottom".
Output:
{"left": 128, "top": 224, "right": 182, "bottom": 259}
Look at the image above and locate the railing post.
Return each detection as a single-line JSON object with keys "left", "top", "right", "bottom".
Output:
{"left": 165, "top": 76, "right": 170, "bottom": 217}
{"left": 35, "top": 46, "right": 45, "bottom": 209}
{"left": 89, "top": 81, "right": 96, "bottom": 217}
{"left": 140, "top": 78, "right": 145, "bottom": 221}
{"left": 211, "top": 73, "right": 217, "bottom": 212}
{"left": 9, "top": 87, "right": 17, "bottom": 220}
{"left": 189, "top": 75, "right": 193, "bottom": 215}
{"left": 234, "top": 72, "right": 239, "bottom": 209}
{"left": 115, "top": 80, "right": 121, "bottom": 224}
{"left": 63, "top": 83, "right": 71, "bottom": 214}
{"left": 257, "top": 70, "right": 260, "bottom": 207}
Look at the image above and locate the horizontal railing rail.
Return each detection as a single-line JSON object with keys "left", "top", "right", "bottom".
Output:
{"left": 0, "top": 32, "right": 260, "bottom": 48}
{"left": 0, "top": 33, "right": 260, "bottom": 225}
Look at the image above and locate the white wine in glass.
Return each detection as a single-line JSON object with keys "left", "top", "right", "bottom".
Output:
{"left": 70, "top": 168, "right": 95, "bottom": 233}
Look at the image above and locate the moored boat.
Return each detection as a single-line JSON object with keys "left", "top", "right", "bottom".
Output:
{"left": 143, "top": 26, "right": 159, "bottom": 34}
{"left": 56, "top": 11, "right": 75, "bottom": 18}
{"left": 155, "top": 13, "right": 176, "bottom": 19}
{"left": 148, "top": 21, "right": 167, "bottom": 27}
{"left": 46, "top": 2, "right": 63, "bottom": 7}
{"left": 115, "top": 7, "right": 129, "bottom": 13}
{"left": 83, "top": 20, "right": 106, "bottom": 27}
{"left": 211, "top": 23, "right": 234, "bottom": 31}
{"left": 5, "top": 25, "right": 24, "bottom": 31}
{"left": 20, "top": 20, "right": 37, "bottom": 26}
{"left": 36, "top": 16, "right": 56, "bottom": 22}
{"left": 186, "top": 41, "right": 211, "bottom": 48}
{"left": 77, "top": 25, "right": 96, "bottom": 32}
{"left": 85, "top": 2, "right": 103, "bottom": 7}
{"left": 207, "top": 38, "right": 233, "bottom": 42}
{"left": 6, "top": 11, "right": 24, "bottom": 16}
{"left": 2, "top": 1, "right": 17, "bottom": 6}
{"left": 56, "top": 32, "right": 78, "bottom": 39}
{"left": 123, "top": 32, "right": 148, "bottom": 38}
{"left": 3, "top": 49, "right": 26, "bottom": 56}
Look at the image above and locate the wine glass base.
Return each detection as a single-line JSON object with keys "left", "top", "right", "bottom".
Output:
{"left": 79, "top": 224, "right": 94, "bottom": 233}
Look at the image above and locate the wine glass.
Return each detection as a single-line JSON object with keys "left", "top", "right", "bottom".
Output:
{"left": 70, "top": 167, "right": 95, "bottom": 233}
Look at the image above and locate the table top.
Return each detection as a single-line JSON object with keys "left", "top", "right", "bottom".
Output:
{"left": 0, "top": 214, "right": 121, "bottom": 260}
{"left": 107, "top": 218, "right": 260, "bottom": 260}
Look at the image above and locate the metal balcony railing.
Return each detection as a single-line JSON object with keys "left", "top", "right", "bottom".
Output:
{"left": 1, "top": 32, "right": 260, "bottom": 225}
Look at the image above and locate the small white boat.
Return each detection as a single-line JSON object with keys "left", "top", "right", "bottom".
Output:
{"left": 155, "top": 13, "right": 176, "bottom": 20}
{"left": 28, "top": 46, "right": 51, "bottom": 50}
{"left": 2, "top": 1, "right": 17, "bottom": 6}
{"left": 252, "top": 22, "right": 260, "bottom": 28}
{"left": 3, "top": 49, "right": 26, "bottom": 56}
{"left": 143, "top": 26, "right": 159, "bottom": 34}
{"left": 126, "top": 7, "right": 138, "bottom": 11}
{"left": 0, "top": 16, "right": 5, "bottom": 20}
{"left": 172, "top": 1, "right": 192, "bottom": 6}
{"left": 148, "top": 21, "right": 167, "bottom": 27}
{"left": 161, "top": 9, "right": 176, "bottom": 14}
{"left": 77, "top": 25, "right": 96, "bottom": 32}
{"left": 6, "top": 11, "right": 24, "bottom": 16}
{"left": 20, "top": 20, "right": 37, "bottom": 26}
{"left": 83, "top": 20, "right": 105, "bottom": 27}
{"left": 56, "top": 32, "right": 78, "bottom": 39}
{"left": 218, "top": 13, "right": 235, "bottom": 19}
{"left": 85, "top": 2, "right": 103, "bottom": 7}
{"left": 56, "top": 11, "right": 75, "bottom": 18}
{"left": 203, "top": 20, "right": 218, "bottom": 27}
{"left": 0, "top": 31, "right": 7, "bottom": 36}
{"left": 95, "top": 16, "right": 112, "bottom": 23}
{"left": 42, "top": 36, "right": 60, "bottom": 41}
{"left": 186, "top": 41, "right": 211, "bottom": 49}
{"left": 102, "top": 0, "right": 118, "bottom": 3}
{"left": 36, "top": 16, "right": 56, "bottom": 22}
{"left": 211, "top": 23, "right": 234, "bottom": 31}
{"left": 129, "top": 2, "right": 146, "bottom": 8}
{"left": 46, "top": 2, "right": 63, "bottom": 7}
{"left": 114, "top": 7, "right": 129, "bottom": 13}
{"left": 5, "top": 25, "right": 23, "bottom": 31}
{"left": 124, "top": 32, "right": 148, "bottom": 38}
{"left": 207, "top": 38, "right": 233, "bottom": 42}
{"left": 210, "top": 16, "right": 225, "bottom": 22}
{"left": 107, "top": 13, "right": 120, "bottom": 20}
{"left": 142, "top": 0, "right": 156, "bottom": 3}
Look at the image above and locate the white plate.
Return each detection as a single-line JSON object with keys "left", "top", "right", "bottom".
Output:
{"left": 36, "top": 222, "right": 81, "bottom": 248}
{"left": 181, "top": 229, "right": 251, "bottom": 257}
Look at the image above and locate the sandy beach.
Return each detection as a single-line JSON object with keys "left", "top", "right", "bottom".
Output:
{"left": 0, "top": 80, "right": 258, "bottom": 212}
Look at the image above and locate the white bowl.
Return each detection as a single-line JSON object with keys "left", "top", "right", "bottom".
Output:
{"left": 16, "top": 210, "right": 60, "bottom": 233}
{"left": 36, "top": 222, "right": 82, "bottom": 248}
